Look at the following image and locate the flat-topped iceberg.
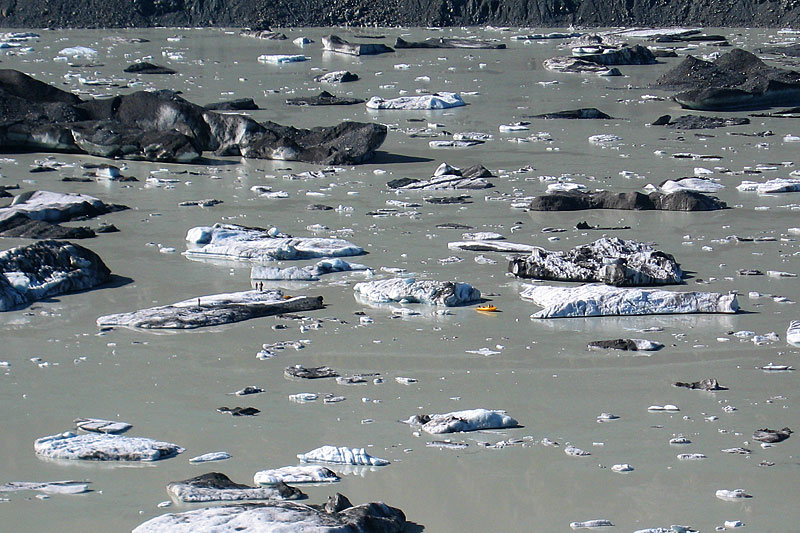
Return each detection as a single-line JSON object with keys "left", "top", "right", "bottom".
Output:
{"left": 74, "top": 417, "right": 132, "bottom": 434}
{"left": 448, "top": 240, "right": 538, "bottom": 253}
{"left": 736, "top": 178, "right": 800, "bottom": 193}
{"left": 185, "top": 223, "right": 363, "bottom": 262}
{"left": 366, "top": 92, "right": 465, "bottom": 110}
{"left": 132, "top": 494, "right": 406, "bottom": 533}
{"left": 0, "top": 190, "right": 127, "bottom": 223}
{"left": 96, "top": 290, "right": 323, "bottom": 329}
{"left": 322, "top": 34, "right": 394, "bottom": 56}
{"left": 254, "top": 465, "right": 340, "bottom": 485}
{"left": 648, "top": 177, "right": 724, "bottom": 194}
{"left": 522, "top": 283, "right": 739, "bottom": 318}
{"left": 34, "top": 431, "right": 184, "bottom": 461}
{"left": 406, "top": 408, "right": 519, "bottom": 434}
{"left": 257, "top": 54, "right": 308, "bottom": 64}
{"left": 508, "top": 237, "right": 683, "bottom": 286}
{"left": 297, "top": 446, "right": 389, "bottom": 466}
{"left": 0, "top": 480, "right": 90, "bottom": 494}
{"left": 167, "top": 473, "right": 304, "bottom": 503}
{"left": 251, "top": 258, "right": 368, "bottom": 282}
{"left": 1, "top": 240, "right": 112, "bottom": 311}
{"left": 354, "top": 278, "right": 480, "bottom": 307}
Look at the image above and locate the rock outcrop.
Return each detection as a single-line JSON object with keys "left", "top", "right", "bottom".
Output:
{"left": 0, "top": 240, "right": 111, "bottom": 311}
{"left": 508, "top": 237, "right": 683, "bottom": 286}
{"left": 96, "top": 290, "right": 324, "bottom": 329}
{"left": 521, "top": 283, "right": 739, "bottom": 318}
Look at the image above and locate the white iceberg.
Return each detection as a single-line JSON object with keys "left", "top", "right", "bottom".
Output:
{"left": 189, "top": 451, "right": 231, "bottom": 463}
{"left": 251, "top": 258, "right": 368, "bottom": 282}
{"left": 737, "top": 178, "right": 800, "bottom": 193}
{"left": 74, "top": 417, "right": 132, "bottom": 434}
{"left": 254, "top": 465, "right": 340, "bottom": 485}
{"left": 406, "top": 408, "right": 518, "bottom": 434}
{"left": 257, "top": 54, "right": 308, "bottom": 64}
{"left": 715, "top": 489, "right": 752, "bottom": 501}
{"left": 34, "top": 432, "right": 183, "bottom": 461}
{"left": 0, "top": 190, "right": 122, "bottom": 223}
{"left": 522, "top": 283, "right": 738, "bottom": 318}
{"left": 649, "top": 177, "right": 724, "bottom": 194}
{"left": 296, "top": 446, "right": 389, "bottom": 466}
{"left": 58, "top": 46, "right": 97, "bottom": 58}
{"left": 354, "top": 278, "right": 480, "bottom": 307}
{"left": 788, "top": 320, "right": 800, "bottom": 347}
{"left": 366, "top": 92, "right": 465, "bottom": 110}
{"left": 185, "top": 223, "right": 363, "bottom": 262}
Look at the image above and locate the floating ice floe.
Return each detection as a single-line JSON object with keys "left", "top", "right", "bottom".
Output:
{"left": 633, "top": 526, "right": 697, "bottom": 533}
{"left": 589, "top": 134, "right": 623, "bottom": 145}
{"left": 677, "top": 453, "right": 706, "bottom": 460}
{"left": 366, "top": 92, "right": 465, "bottom": 110}
{"left": 254, "top": 465, "right": 340, "bottom": 485}
{"left": 508, "top": 237, "right": 683, "bottom": 286}
{"left": 543, "top": 57, "right": 622, "bottom": 75}
{"left": 1, "top": 240, "right": 112, "bottom": 311}
{"left": 736, "top": 178, "right": 800, "bottom": 193}
{"left": 74, "top": 417, "right": 132, "bottom": 434}
{"left": 405, "top": 408, "right": 518, "bottom": 434}
{"left": 314, "top": 70, "right": 358, "bottom": 83}
{"left": 251, "top": 258, "right": 369, "bottom": 282}
{"left": 185, "top": 223, "right": 363, "bottom": 262}
{"left": 648, "top": 404, "right": 680, "bottom": 412}
{"left": 522, "top": 284, "right": 738, "bottom": 318}
{"left": 293, "top": 37, "right": 313, "bottom": 46}
{"left": 257, "top": 54, "right": 308, "bottom": 64}
{"left": 285, "top": 365, "right": 339, "bottom": 379}
{"left": 167, "top": 473, "right": 303, "bottom": 503}
{"left": 189, "top": 452, "right": 231, "bottom": 463}
{"left": 132, "top": 494, "right": 406, "bottom": 533}
{"left": 611, "top": 463, "right": 633, "bottom": 472}
{"left": 354, "top": 278, "right": 480, "bottom": 307}
{"left": 0, "top": 480, "right": 90, "bottom": 494}
{"left": 34, "top": 432, "right": 184, "bottom": 461}
{"left": 448, "top": 240, "right": 538, "bottom": 253}
{"left": 322, "top": 34, "right": 394, "bottom": 56}
{"left": 96, "top": 290, "right": 323, "bottom": 329}
{"left": 715, "top": 489, "right": 752, "bottom": 501}
{"left": 297, "top": 446, "right": 389, "bottom": 466}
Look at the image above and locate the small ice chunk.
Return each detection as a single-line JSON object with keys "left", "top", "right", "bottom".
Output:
{"left": 296, "top": 445, "right": 389, "bottom": 466}
{"left": 715, "top": 489, "right": 752, "bottom": 501}
{"left": 74, "top": 418, "right": 132, "bottom": 434}
{"left": 571, "top": 519, "right": 613, "bottom": 529}
{"left": 258, "top": 54, "right": 308, "bottom": 64}
{"left": 611, "top": 463, "right": 633, "bottom": 472}
{"left": 254, "top": 465, "right": 339, "bottom": 485}
{"left": 289, "top": 393, "right": 319, "bottom": 403}
{"left": 565, "top": 445, "right": 590, "bottom": 456}
{"left": 0, "top": 481, "right": 90, "bottom": 494}
{"left": 648, "top": 404, "right": 679, "bottom": 412}
{"left": 395, "top": 377, "right": 417, "bottom": 385}
{"left": 677, "top": 453, "right": 706, "bottom": 460}
{"left": 189, "top": 451, "right": 231, "bottom": 464}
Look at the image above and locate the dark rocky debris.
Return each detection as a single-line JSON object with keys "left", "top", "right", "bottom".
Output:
{"left": 528, "top": 190, "right": 727, "bottom": 211}
{"left": 752, "top": 427, "right": 792, "bottom": 443}
{"left": 285, "top": 91, "right": 365, "bottom": 106}
{"left": 394, "top": 36, "right": 505, "bottom": 49}
{"left": 527, "top": 108, "right": 612, "bottom": 120}
{"left": 673, "top": 378, "right": 728, "bottom": 391}
{"left": 123, "top": 62, "right": 177, "bottom": 74}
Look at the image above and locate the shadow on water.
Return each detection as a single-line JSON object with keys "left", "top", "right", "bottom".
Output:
{"left": 403, "top": 521, "right": 425, "bottom": 532}
{"left": 368, "top": 151, "right": 435, "bottom": 165}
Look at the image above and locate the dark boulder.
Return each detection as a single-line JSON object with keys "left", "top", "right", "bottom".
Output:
{"left": 673, "top": 378, "right": 728, "bottom": 390}
{"left": 527, "top": 190, "right": 727, "bottom": 211}
{"left": 203, "top": 98, "right": 259, "bottom": 111}
{"left": 123, "top": 62, "right": 177, "bottom": 74}
{"left": 0, "top": 211, "right": 95, "bottom": 239}
{"left": 285, "top": 91, "right": 364, "bottom": 106}
{"left": 652, "top": 49, "right": 800, "bottom": 110}
{"left": 528, "top": 108, "right": 612, "bottom": 119}
{"left": 394, "top": 36, "right": 505, "bottom": 49}
{"left": 658, "top": 114, "right": 750, "bottom": 129}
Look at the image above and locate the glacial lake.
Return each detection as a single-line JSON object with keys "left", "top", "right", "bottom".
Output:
{"left": 1, "top": 25, "right": 799, "bottom": 532}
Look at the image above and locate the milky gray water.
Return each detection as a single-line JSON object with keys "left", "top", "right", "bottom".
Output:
{"left": 0, "top": 26, "right": 798, "bottom": 532}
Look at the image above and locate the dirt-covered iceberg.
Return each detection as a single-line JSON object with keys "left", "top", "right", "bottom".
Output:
{"left": 96, "top": 290, "right": 323, "bottom": 329}
{"left": 167, "top": 473, "right": 304, "bottom": 503}
{"left": 508, "top": 237, "right": 683, "bottom": 286}
{"left": 132, "top": 493, "right": 405, "bottom": 533}
{"left": 34, "top": 432, "right": 184, "bottom": 461}
{"left": 1, "top": 240, "right": 112, "bottom": 311}
{"left": 405, "top": 408, "right": 519, "bottom": 434}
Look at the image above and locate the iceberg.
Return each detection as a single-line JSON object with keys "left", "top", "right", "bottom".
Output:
{"left": 366, "top": 92, "right": 465, "bottom": 110}
{"left": 354, "top": 278, "right": 480, "bottom": 307}
{"left": 405, "top": 408, "right": 519, "bottom": 434}
{"left": 296, "top": 446, "right": 389, "bottom": 466}
{"left": 34, "top": 432, "right": 183, "bottom": 461}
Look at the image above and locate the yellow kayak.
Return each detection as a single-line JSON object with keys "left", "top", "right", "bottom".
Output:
{"left": 475, "top": 305, "right": 498, "bottom": 312}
